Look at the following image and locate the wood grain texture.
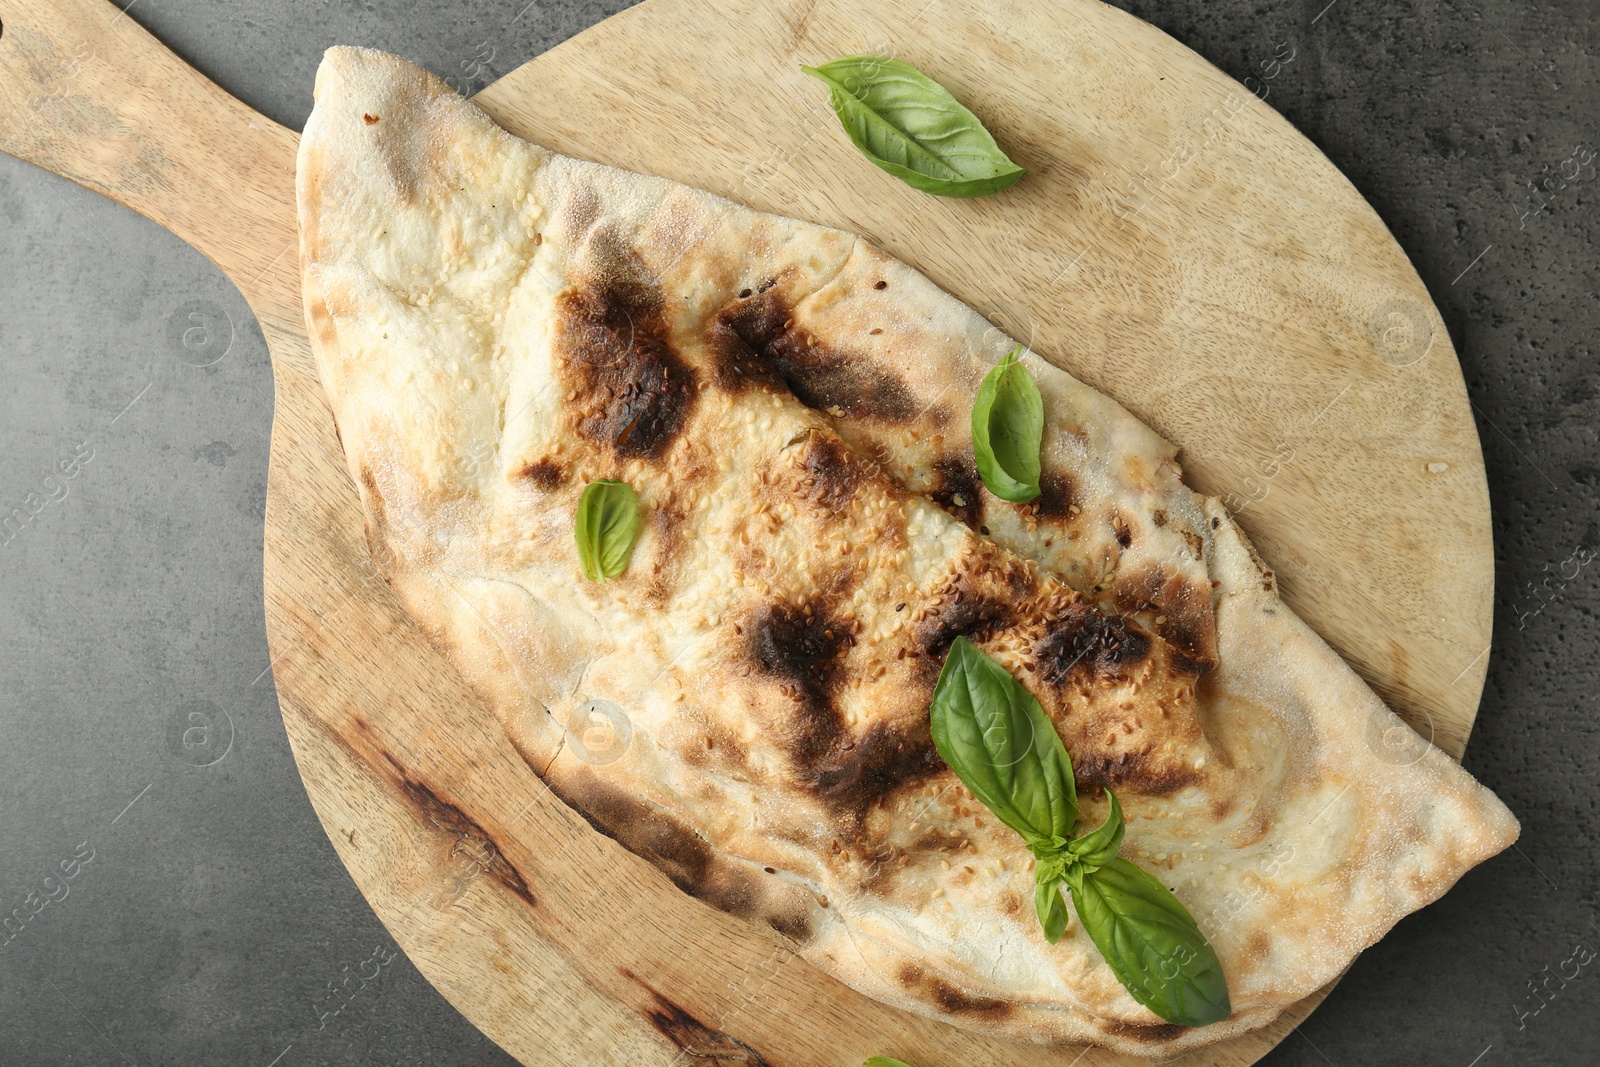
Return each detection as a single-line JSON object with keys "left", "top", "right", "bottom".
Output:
{"left": 0, "top": 0, "right": 1491, "bottom": 1063}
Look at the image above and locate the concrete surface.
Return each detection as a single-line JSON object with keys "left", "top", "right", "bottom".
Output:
{"left": 0, "top": 1, "right": 1594, "bottom": 1064}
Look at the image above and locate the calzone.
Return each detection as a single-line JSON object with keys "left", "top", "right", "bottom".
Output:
{"left": 297, "top": 47, "right": 1518, "bottom": 1056}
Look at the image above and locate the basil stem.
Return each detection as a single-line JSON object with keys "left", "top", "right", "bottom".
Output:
{"left": 971, "top": 346, "right": 1044, "bottom": 504}
{"left": 573, "top": 479, "right": 642, "bottom": 582}
{"left": 801, "top": 56, "right": 1025, "bottom": 198}
{"left": 863, "top": 1059, "right": 917, "bottom": 1067}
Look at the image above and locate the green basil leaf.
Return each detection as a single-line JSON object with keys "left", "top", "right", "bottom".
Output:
{"left": 971, "top": 346, "right": 1043, "bottom": 504}
{"left": 929, "top": 636, "right": 1077, "bottom": 846}
{"left": 1067, "top": 788, "right": 1126, "bottom": 871}
{"left": 801, "top": 55, "right": 1025, "bottom": 198}
{"left": 1035, "top": 878, "right": 1070, "bottom": 944}
{"left": 1069, "top": 857, "right": 1231, "bottom": 1027}
{"left": 863, "top": 1059, "right": 916, "bottom": 1067}
{"left": 573, "top": 479, "right": 641, "bottom": 582}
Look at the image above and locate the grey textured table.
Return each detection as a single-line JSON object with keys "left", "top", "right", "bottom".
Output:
{"left": 0, "top": 1, "right": 1594, "bottom": 1065}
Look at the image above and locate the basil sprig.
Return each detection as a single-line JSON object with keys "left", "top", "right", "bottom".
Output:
{"left": 971, "top": 346, "right": 1043, "bottom": 504}
{"left": 929, "top": 637, "right": 1230, "bottom": 1028}
{"left": 573, "top": 479, "right": 642, "bottom": 582}
{"left": 800, "top": 56, "right": 1025, "bottom": 198}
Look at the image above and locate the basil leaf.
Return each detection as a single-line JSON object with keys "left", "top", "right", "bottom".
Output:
{"left": 1035, "top": 878, "right": 1070, "bottom": 944}
{"left": 929, "top": 636, "right": 1077, "bottom": 846}
{"left": 801, "top": 56, "right": 1025, "bottom": 198}
{"left": 863, "top": 1059, "right": 916, "bottom": 1067}
{"left": 1068, "top": 857, "right": 1231, "bottom": 1027}
{"left": 971, "top": 346, "right": 1043, "bottom": 504}
{"left": 573, "top": 479, "right": 641, "bottom": 582}
{"left": 1067, "top": 788, "right": 1126, "bottom": 871}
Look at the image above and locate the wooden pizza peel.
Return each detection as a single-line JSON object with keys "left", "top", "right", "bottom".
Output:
{"left": 0, "top": 0, "right": 1494, "bottom": 1062}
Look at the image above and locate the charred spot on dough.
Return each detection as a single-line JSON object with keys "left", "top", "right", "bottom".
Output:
{"left": 706, "top": 322, "right": 787, "bottom": 393}
{"left": 928, "top": 980, "right": 1011, "bottom": 1018}
{"left": 553, "top": 772, "right": 813, "bottom": 950}
{"left": 749, "top": 599, "right": 853, "bottom": 731}
{"left": 917, "top": 591, "right": 1015, "bottom": 662}
{"left": 717, "top": 287, "right": 919, "bottom": 422}
{"left": 713, "top": 281, "right": 793, "bottom": 377}
{"left": 1105, "top": 555, "right": 1218, "bottom": 672}
{"left": 764, "top": 905, "right": 814, "bottom": 944}
{"left": 718, "top": 284, "right": 792, "bottom": 350}
{"left": 1160, "top": 582, "right": 1219, "bottom": 673}
{"left": 1104, "top": 1021, "right": 1188, "bottom": 1043}
{"left": 514, "top": 459, "right": 564, "bottom": 490}
{"left": 803, "top": 719, "right": 943, "bottom": 820}
{"left": 1108, "top": 567, "right": 1216, "bottom": 674}
{"left": 747, "top": 596, "right": 852, "bottom": 788}
{"left": 768, "top": 327, "right": 920, "bottom": 422}
{"left": 1033, "top": 470, "right": 1080, "bottom": 520}
{"left": 1036, "top": 603, "right": 1152, "bottom": 686}
{"left": 789, "top": 429, "right": 866, "bottom": 513}
{"left": 931, "top": 454, "right": 982, "bottom": 527}
{"left": 1115, "top": 515, "right": 1134, "bottom": 548}
{"left": 573, "top": 777, "right": 714, "bottom": 890}
{"left": 895, "top": 964, "right": 1013, "bottom": 1018}
{"left": 555, "top": 232, "right": 698, "bottom": 459}
{"left": 749, "top": 600, "right": 941, "bottom": 818}
{"left": 708, "top": 289, "right": 791, "bottom": 393}
{"left": 624, "top": 970, "right": 773, "bottom": 1066}
{"left": 1072, "top": 748, "right": 1199, "bottom": 795}
{"left": 912, "top": 547, "right": 1035, "bottom": 668}
{"left": 1166, "top": 624, "right": 1217, "bottom": 673}
{"left": 547, "top": 770, "right": 780, "bottom": 927}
